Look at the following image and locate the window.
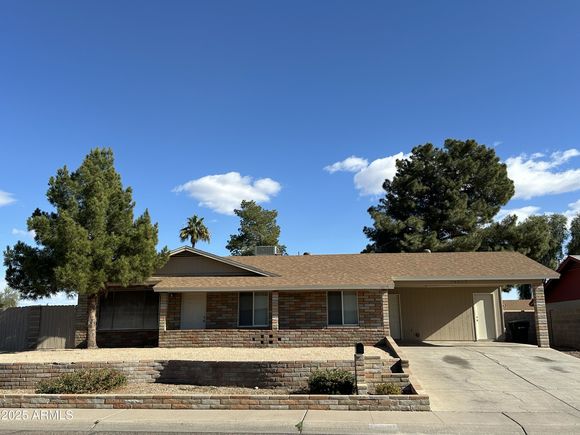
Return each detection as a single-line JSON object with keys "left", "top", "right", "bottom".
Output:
{"left": 98, "top": 291, "right": 159, "bottom": 330}
{"left": 238, "top": 292, "right": 269, "bottom": 327}
{"left": 327, "top": 291, "right": 358, "bottom": 325}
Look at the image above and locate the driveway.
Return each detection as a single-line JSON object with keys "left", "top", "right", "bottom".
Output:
{"left": 402, "top": 342, "right": 580, "bottom": 413}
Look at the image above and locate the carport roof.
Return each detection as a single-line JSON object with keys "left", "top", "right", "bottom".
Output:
{"left": 152, "top": 249, "right": 559, "bottom": 292}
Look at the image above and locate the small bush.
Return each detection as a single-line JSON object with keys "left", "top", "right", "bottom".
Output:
{"left": 308, "top": 369, "right": 355, "bottom": 394}
{"left": 375, "top": 382, "right": 402, "bottom": 395}
{"left": 36, "top": 369, "right": 127, "bottom": 394}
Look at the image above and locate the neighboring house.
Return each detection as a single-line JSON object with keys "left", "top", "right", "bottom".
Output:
{"left": 502, "top": 299, "right": 536, "bottom": 344}
{"left": 74, "top": 247, "right": 558, "bottom": 349}
{"left": 545, "top": 255, "right": 580, "bottom": 350}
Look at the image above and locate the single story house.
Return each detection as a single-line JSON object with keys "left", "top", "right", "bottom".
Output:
{"left": 74, "top": 247, "right": 558, "bottom": 349}
{"left": 545, "top": 255, "right": 580, "bottom": 350}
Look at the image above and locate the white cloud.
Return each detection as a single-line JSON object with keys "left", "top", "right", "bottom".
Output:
{"left": 505, "top": 149, "right": 580, "bottom": 199}
{"left": 564, "top": 199, "right": 580, "bottom": 222}
{"left": 354, "top": 153, "right": 409, "bottom": 195}
{"left": 0, "top": 190, "right": 16, "bottom": 207}
{"left": 11, "top": 228, "right": 36, "bottom": 239}
{"left": 324, "top": 156, "right": 369, "bottom": 174}
{"left": 173, "top": 172, "right": 282, "bottom": 215}
{"left": 325, "top": 152, "right": 409, "bottom": 196}
{"left": 495, "top": 206, "right": 541, "bottom": 222}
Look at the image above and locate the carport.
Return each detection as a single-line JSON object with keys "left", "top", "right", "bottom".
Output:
{"left": 387, "top": 257, "right": 559, "bottom": 347}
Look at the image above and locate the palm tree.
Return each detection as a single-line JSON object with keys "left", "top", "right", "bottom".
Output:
{"left": 179, "top": 215, "right": 211, "bottom": 248}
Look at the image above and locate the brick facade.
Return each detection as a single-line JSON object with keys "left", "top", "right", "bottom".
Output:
{"left": 159, "top": 289, "right": 388, "bottom": 348}
{"left": 75, "top": 289, "right": 389, "bottom": 348}
{"left": 205, "top": 292, "right": 242, "bottom": 328}
{"left": 95, "top": 330, "right": 158, "bottom": 348}
{"left": 279, "top": 291, "right": 327, "bottom": 329}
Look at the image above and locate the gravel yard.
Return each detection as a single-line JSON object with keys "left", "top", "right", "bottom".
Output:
{"left": 0, "top": 346, "right": 390, "bottom": 363}
{"left": 0, "top": 384, "right": 293, "bottom": 395}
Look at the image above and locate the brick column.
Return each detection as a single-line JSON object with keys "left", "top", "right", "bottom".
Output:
{"left": 74, "top": 294, "right": 88, "bottom": 348}
{"left": 382, "top": 290, "right": 390, "bottom": 337}
{"left": 159, "top": 293, "right": 168, "bottom": 331}
{"left": 271, "top": 291, "right": 279, "bottom": 331}
{"left": 354, "top": 353, "right": 367, "bottom": 394}
{"left": 533, "top": 284, "right": 550, "bottom": 348}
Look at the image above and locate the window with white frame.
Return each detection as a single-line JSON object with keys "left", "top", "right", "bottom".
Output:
{"left": 238, "top": 292, "right": 269, "bottom": 327}
{"left": 327, "top": 291, "right": 358, "bottom": 325}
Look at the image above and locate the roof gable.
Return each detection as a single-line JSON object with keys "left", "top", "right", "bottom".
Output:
{"left": 556, "top": 255, "right": 580, "bottom": 273}
{"left": 154, "top": 247, "right": 276, "bottom": 277}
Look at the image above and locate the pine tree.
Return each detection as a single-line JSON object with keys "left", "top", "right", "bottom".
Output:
{"left": 226, "top": 200, "right": 286, "bottom": 256}
{"left": 363, "top": 139, "right": 514, "bottom": 252}
{"left": 568, "top": 214, "right": 580, "bottom": 255}
{"left": 3, "top": 148, "right": 168, "bottom": 348}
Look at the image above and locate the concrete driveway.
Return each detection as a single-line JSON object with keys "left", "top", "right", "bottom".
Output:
{"left": 402, "top": 342, "right": 580, "bottom": 413}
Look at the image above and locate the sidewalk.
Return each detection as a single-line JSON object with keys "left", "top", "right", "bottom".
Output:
{"left": 1, "top": 409, "right": 580, "bottom": 434}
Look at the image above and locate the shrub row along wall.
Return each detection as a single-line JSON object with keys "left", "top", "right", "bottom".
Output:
{"left": 0, "top": 394, "right": 430, "bottom": 411}
{"left": 0, "top": 357, "right": 409, "bottom": 393}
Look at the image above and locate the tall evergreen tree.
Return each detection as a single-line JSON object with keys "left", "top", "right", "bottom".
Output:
{"left": 179, "top": 215, "right": 211, "bottom": 248}
{"left": 3, "top": 149, "right": 168, "bottom": 348}
{"left": 568, "top": 214, "right": 580, "bottom": 255}
{"left": 0, "top": 287, "right": 19, "bottom": 308}
{"left": 480, "top": 213, "right": 568, "bottom": 299}
{"left": 363, "top": 139, "right": 514, "bottom": 252}
{"left": 226, "top": 200, "right": 286, "bottom": 256}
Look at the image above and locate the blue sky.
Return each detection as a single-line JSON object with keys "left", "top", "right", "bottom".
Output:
{"left": 1, "top": 1, "right": 579, "bottom": 304}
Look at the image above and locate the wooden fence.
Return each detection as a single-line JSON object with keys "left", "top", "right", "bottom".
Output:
{"left": 0, "top": 305, "right": 76, "bottom": 352}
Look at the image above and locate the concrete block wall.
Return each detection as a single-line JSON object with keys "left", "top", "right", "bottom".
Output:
{"left": 548, "top": 299, "right": 580, "bottom": 350}
{"left": 0, "top": 393, "right": 430, "bottom": 411}
{"left": 0, "top": 357, "right": 408, "bottom": 393}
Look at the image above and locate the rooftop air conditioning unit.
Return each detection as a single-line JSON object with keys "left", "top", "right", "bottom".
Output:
{"left": 254, "top": 246, "right": 279, "bottom": 256}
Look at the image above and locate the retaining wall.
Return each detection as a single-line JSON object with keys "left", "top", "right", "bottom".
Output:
{"left": 0, "top": 356, "right": 409, "bottom": 393}
{"left": 0, "top": 393, "right": 430, "bottom": 411}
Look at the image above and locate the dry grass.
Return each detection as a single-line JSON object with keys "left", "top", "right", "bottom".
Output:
{"left": 0, "top": 346, "right": 391, "bottom": 363}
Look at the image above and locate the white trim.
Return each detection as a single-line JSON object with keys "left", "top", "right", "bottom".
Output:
{"left": 472, "top": 292, "right": 497, "bottom": 341}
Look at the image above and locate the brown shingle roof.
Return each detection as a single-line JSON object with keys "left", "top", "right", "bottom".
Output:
{"left": 152, "top": 251, "right": 558, "bottom": 291}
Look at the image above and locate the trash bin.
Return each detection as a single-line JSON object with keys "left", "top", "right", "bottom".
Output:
{"left": 508, "top": 320, "right": 530, "bottom": 343}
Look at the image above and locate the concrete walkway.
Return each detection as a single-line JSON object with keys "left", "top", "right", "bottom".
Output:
{"left": 402, "top": 342, "right": 580, "bottom": 413}
{"left": 1, "top": 408, "right": 580, "bottom": 433}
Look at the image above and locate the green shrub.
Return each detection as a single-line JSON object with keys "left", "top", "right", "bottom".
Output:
{"left": 375, "top": 382, "right": 402, "bottom": 395}
{"left": 36, "top": 369, "right": 127, "bottom": 394}
{"left": 308, "top": 369, "right": 355, "bottom": 394}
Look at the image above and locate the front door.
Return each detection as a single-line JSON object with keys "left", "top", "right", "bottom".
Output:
{"left": 473, "top": 293, "right": 496, "bottom": 340}
{"left": 181, "top": 292, "right": 207, "bottom": 329}
{"left": 388, "top": 293, "right": 402, "bottom": 340}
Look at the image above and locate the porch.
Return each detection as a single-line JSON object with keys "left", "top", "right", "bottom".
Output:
{"left": 158, "top": 290, "right": 389, "bottom": 348}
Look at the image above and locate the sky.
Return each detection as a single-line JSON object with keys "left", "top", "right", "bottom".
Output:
{"left": 1, "top": 1, "right": 579, "bottom": 304}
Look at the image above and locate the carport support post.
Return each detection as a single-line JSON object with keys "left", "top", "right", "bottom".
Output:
{"left": 159, "top": 293, "right": 168, "bottom": 331}
{"left": 382, "top": 291, "right": 390, "bottom": 337}
{"left": 271, "top": 291, "right": 279, "bottom": 331}
{"left": 533, "top": 284, "right": 550, "bottom": 348}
